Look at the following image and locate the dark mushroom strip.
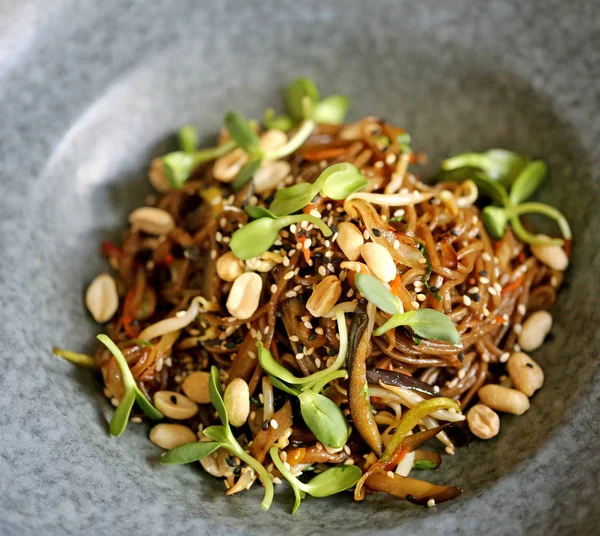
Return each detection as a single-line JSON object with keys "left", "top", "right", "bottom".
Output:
{"left": 365, "top": 472, "right": 462, "bottom": 505}
{"left": 250, "top": 401, "right": 293, "bottom": 463}
{"left": 366, "top": 368, "right": 439, "bottom": 398}
{"left": 347, "top": 299, "right": 383, "bottom": 456}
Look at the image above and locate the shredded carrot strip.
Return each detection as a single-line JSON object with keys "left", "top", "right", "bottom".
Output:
{"left": 390, "top": 274, "right": 403, "bottom": 297}
{"left": 501, "top": 274, "right": 525, "bottom": 296}
{"left": 100, "top": 240, "right": 122, "bottom": 259}
{"left": 302, "top": 147, "right": 349, "bottom": 161}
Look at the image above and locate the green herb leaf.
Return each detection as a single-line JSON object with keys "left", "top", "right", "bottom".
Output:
{"left": 285, "top": 78, "right": 320, "bottom": 121}
{"left": 482, "top": 206, "right": 509, "bottom": 239}
{"left": 442, "top": 149, "right": 529, "bottom": 187}
{"left": 109, "top": 389, "right": 136, "bottom": 437}
{"left": 298, "top": 465, "right": 362, "bottom": 497}
{"left": 312, "top": 95, "right": 350, "bottom": 124}
{"left": 508, "top": 160, "right": 547, "bottom": 205}
{"left": 224, "top": 111, "right": 261, "bottom": 155}
{"left": 134, "top": 389, "right": 164, "bottom": 420}
{"left": 163, "top": 141, "right": 236, "bottom": 189}
{"left": 298, "top": 390, "right": 349, "bottom": 448}
{"left": 412, "top": 460, "right": 438, "bottom": 470}
{"left": 269, "top": 182, "right": 316, "bottom": 216}
{"left": 245, "top": 205, "right": 277, "bottom": 220}
{"left": 232, "top": 158, "right": 263, "bottom": 191}
{"left": 178, "top": 125, "right": 199, "bottom": 153}
{"left": 439, "top": 169, "right": 510, "bottom": 206}
{"left": 52, "top": 347, "right": 97, "bottom": 368}
{"left": 202, "top": 425, "right": 230, "bottom": 444}
{"left": 355, "top": 273, "right": 403, "bottom": 315}
{"left": 129, "top": 338, "right": 152, "bottom": 347}
{"left": 263, "top": 108, "right": 296, "bottom": 131}
{"left": 257, "top": 342, "right": 306, "bottom": 384}
{"left": 263, "top": 120, "right": 316, "bottom": 161}
{"left": 374, "top": 309, "right": 461, "bottom": 345}
{"left": 230, "top": 214, "right": 331, "bottom": 260}
{"left": 160, "top": 441, "right": 222, "bottom": 464}
{"left": 208, "top": 366, "right": 229, "bottom": 429}
{"left": 320, "top": 163, "right": 367, "bottom": 200}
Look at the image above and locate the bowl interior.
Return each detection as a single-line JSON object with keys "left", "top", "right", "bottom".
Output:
{"left": 1, "top": 3, "right": 599, "bottom": 535}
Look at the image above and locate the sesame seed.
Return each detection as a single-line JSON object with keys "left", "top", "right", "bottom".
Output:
{"left": 270, "top": 284, "right": 278, "bottom": 293}
{"left": 210, "top": 250, "right": 217, "bottom": 260}
{"left": 283, "top": 256, "right": 290, "bottom": 266}
{"left": 309, "top": 209, "right": 321, "bottom": 218}
{"left": 363, "top": 230, "right": 370, "bottom": 240}
{"left": 290, "top": 335, "right": 300, "bottom": 342}
{"left": 417, "top": 293, "right": 427, "bottom": 302}
{"left": 480, "top": 276, "right": 490, "bottom": 284}
{"left": 285, "top": 291, "right": 297, "bottom": 298}
{"left": 514, "top": 323, "right": 522, "bottom": 335}
{"left": 393, "top": 209, "right": 405, "bottom": 218}
{"left": 500, "top": 352, "right": 510, "bottom": 363}
{"left": 427, "top": 499, "right": 436, "bottom": 508}
{"left": 483, "top": 307, "right": 490, "bottom": 317}
{"left": 385, "top": 153, "right": 397, "bottom": 165}
{"left": 304, "top": 238, "right": 312, "bottom": 249}
{"left": 318, "top": 266, "right": 327, "bottom": 277}
{"left": 482, "top": 253, "right": 492, "bottom": 262}
{"left": 327, "top": 263, "right": 335, "bottom": 273}
{"left": 295, "top": 353, "right": 304, "bottom": 360}
{"left": 517, "top": 304, "right": 526, "bottom": 316}
{"left": 270, "top": 419, "right": 279, "bottom": 429}
{"left": 304, "top": 321, "right": 313, "bottom": 329}
{"left": 418, "top": 257, "right": 427, "bottom": 264}
{"left": 433, "top": 385, "right": 440, "bottom": 393}
{"left": 468, "top": 286, "right": 480, "bottom": 294}
{"left": 393, "top": 239, "right": 400, "bottom": 249}
{"left": 316, "top": 442, "right": 323, "bottom": 451}
{"left": 414, "top": 280, "right": 424, "bottom": 288}
{"left": 343, "top": 459, "right": 355, "bottom": 465}
{"left": 347, "top": 289, "right": 354, "bottom": 298}
{"left": 315, "top": 327, "right": 324, "bottom": 335}
{"left": 250, "top": 411, "right": 256, "bottom": 421}
{"left": 386, "top": 471, "right": 394, "bottom": 478}
{"left": 374, "top": 160, "right": 384, "bottom": 169}
{"left": 481, "top": 353, "right": 490, "bottom": 362}
{"left": 463, "top": 295, "right": 472, "bottom": 306}
{"left": 458, "top": 369, "right": 466, "bottom": 379}
{"left": 494, "top": 283, "right": 503, "bottom": 293}
{"left": 514, "top": 344, "right": 521, "bottom": 352}
{"left": 290, "top": 224, "right": 297, "bottom": 233}
{"left": 343, "top": 445, "right": 352, "bottom": 455}
{"left": 411, "top": 301, "right": 420, "bottom": 309}
{"left": 131, "top": 416, "right": 142, "bottom": 423}
{"left": 284, "top": 271, "right": 295, "bottom": 280}
{"left": 488, "top": 287, "right": 498, "bottom": 296}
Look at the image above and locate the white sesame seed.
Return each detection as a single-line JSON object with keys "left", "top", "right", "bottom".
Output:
{"left": 494, "top": 283, "right": 503, "bottom": 293}
{"left": 480, "top": 276, "right": 490, "bottom": 284}
{"left": 327, "top": 263, "right": 335, "bottom": 273}
{"left": 314, "top": 358, "right": 322, "bottom": 368}
{"left": 417, "top": 293, "right": 427, "bottom": 302}
{"left": 488, "top": 287, "right": 498, "bottom": 296}
{"left": 315, "top": 327, "right": 324, "bottom": 335}
{"left": 500, "top": 352, "right": 510, "bottom": 363}
{"left": 131, "top": 416, "right": 142, "bottom": 423}
{"left": 270, "top": 419, "right": 279, "bottom": 429}
{"left": 427, "top": 499, "right": 436, "bottom": 508}
{"left": 413, "top": 280, "right": 424, "bottom": 288}
{"left": 468, "top": 286, "right": 480, "bottom": 294}
{"left": 514, "top": 323, "right": 523, "bottom": 335}
{"left": 482, "top": 253, "right": 492, "bottom": 262}
{"left": 258, "top": 393, "right": 264, "bottom": 403}
{"left": 458, "top": 369, "right": 466, "bottom": 379}
{"left": 393, "top": 239, "right": 400, "bottom": 249}
{"left": 463, "top": 295, "right": 472, "bottom": 306}
{"left": 393, "top": 209, "right": 405, "bottom": 218}
{"left": 318, "top": 266, "right": 327, "bottom": 277}
{"left": 210, "top": 250, "right": 217, "bottom": 260}
{"left": 309, "top": 209, "right": 321, "bottom": 218}
{"left": 374, "top": 160, "right": 384, "bottom": 169}
{"left": 290, "top": 335, "right": 300, "bottom": 342}
{"left": 284, "top": 271, "right": 295, "bottom": 280}
{"left": 290, "top": 224, "right": 297, "bottom": 233}
{"left": 343, "top": 459, "right": 355, "bottom": 465}
{"left": 481, "top": 353, "right": 490, "bottom": 362}
{"left": 433, "top": 385, "right": 440, "bottom": 393}
{"left": 483, "top": 307, "right": 490, "bottom": 317}
{"left": 295, "top": 353, "right": 304, "bottom": 360}
{"left": 304, "top": 238, "right": 312, "bottom": 249}
{"left": 285, "top": 290, "right": 297, "bottom": 298}
{"left": 472, "top": 215, "right": 478, "bottom": 225}
{"left": 385, "top": 153, "right": 397, "bottom": 165}
{"left": 304, "top": 321, "right": 313, "bottom": 329}
{"left": 517, "top": 304, "right": 527, "bottom": 316}
{"left": 347, "top": 289, "right": 354, "bottom": 298}
{"left": 316, "top": 442, "right": 323, "bottom": 451}
{"left": 386, "top": 471, "right": 394, "bottom": 478}
{"left": 411, "top": 301, "right": 420, "bottom": 309}
{"left": 270, "top": 284, "right": 278, "bottom": 293}
{"left": 514, "top": 344, "right": 521, "bottom": 352}
{"left": 363, "top": 229, "right": 370, "bottom": 240}
{"left": 283, "top": 256, "right": 290, "bottom": 266}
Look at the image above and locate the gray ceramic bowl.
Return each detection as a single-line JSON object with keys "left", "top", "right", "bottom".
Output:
{"left": 1, "top": 1, "right": 598, "bottom": 534}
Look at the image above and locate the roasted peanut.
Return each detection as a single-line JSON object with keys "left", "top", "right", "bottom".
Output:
{"left": 85, "top": 273, "right": 119, "bottom": 323}
{"left": 213, "top": 148, "right": 249, "bottom": 183}
{"left": 226, "top": 272, "right": 263, "bottom": 320}
{"left": 148, "top": 157, "right": 171, "bottom": 193}
{"left": 224, "top": 378, "right": 250, "bottom": 427}
{"left": 258, "top": 129, "right": 288, "bottom": 153}
{"left": 129, "top": 207, "right": 175, "bottom": 235}
{"left": 478, "top": 384, "right": 530, "bottom": 415}
{"left": 360, "top": 242, "right": 397, "bottom": 282}
{"left": 182, "top": 371, "right": 211, "bottom": 404}
{"left": 154, "top": 391, "right": 199, "bottom": 420}
{"left": 216, "top": 251, "right": 245, "bottom": 282}
{"left": 253, "top": 161, "right": 291, "bottom": 194}
{"left": 149, "top": 423, "right": 197, "bottom": 450}
{"left": 531, "top": 235, "right": 569, "bottom": 271}
{"left": 518, "top": 311, "right": 552, "bottom": 351}
{"left": 337, "top": 222, "right": 364, "bottom": 261}
{"left": 467, "top": 404, "right": 500, "bottom": 439}
{"left": 306, "top": 275, "right": 343, "bottom": 317}
{"left": 507, "top": 352, "right": 544, "bottom": 397}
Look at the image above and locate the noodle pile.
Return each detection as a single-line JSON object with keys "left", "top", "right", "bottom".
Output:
{"left": 61, "top": 108, "right": 568, "bottom": 511}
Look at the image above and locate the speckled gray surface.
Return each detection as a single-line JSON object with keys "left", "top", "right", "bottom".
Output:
{"left": 0, "top": 0, "right": 599, "bottom": 534}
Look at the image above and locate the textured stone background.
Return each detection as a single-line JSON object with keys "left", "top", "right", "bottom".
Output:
{"left": 0, "top": 1, "right": 598, "bottom": 534}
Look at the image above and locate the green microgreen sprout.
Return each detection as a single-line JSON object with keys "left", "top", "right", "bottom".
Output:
{"left": 417, "top": 245, "right": 442, "bottom": 302}
{"left": 160, "top": 366, "right": 274, "bottom": 511}
{"left": 257, "top": 335, "right": 350, "bottom": 450}
{"left": 397, "top": 132, "right": 412, "bottom": 154}
{"left": 412, "top": 460, "right": 438, "bottom": 470}
{"left": 178, "top": 125, "right": 199, "bottom": 153}
{"left": 269, "top": 162, "right": 367, "bottom": 216}
{"left": 97, "top": 334, "right": 163, "bottom": 437}
{"left": 354, "top": 274, "right": 461, "bottom": 344}
{"left": 269, "top": 447, "right": 362, "bottom": 513}
{"left": 52, "top": 347, "right": 97, "bottom": 368}
{"left": 263, "top": 108, "right": 296, "bottom": 131}
{"left": 439, "top": 152, "right": 571, "bottom": 247}
{"left": 229, "top": 213, "right": 331, "bottom": 260}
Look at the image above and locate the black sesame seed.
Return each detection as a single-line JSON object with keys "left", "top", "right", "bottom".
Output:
{"left": 241, "top": 200, "right": 249, "bottom": 209}
{"left": 218, "top": 324, "right": 227, "bottom": 331}
{"left": 478, "top": 270, "right": 488, "bottom": 277}
{"left": 458, "top": 352, "right": 465, "bottom": 362}
{"left": 328, "top": 347, "right": 337, "bottom": 356}
{"left": 372, "top": 228, "right": 382, "bottom": 237}
{"left": 332, "top": 258, "right": 342, "bottom": 264}
{"left": 234, "top": 466, "right": 242, "bottom": 475}
{"left": 226, "top": 457, "right": 236, "bottom": 467}
{"left": 308, "top": 333, "right": 317, "bottom": 341}
{"left": 170, "top": 395, "right": 178, "bottom": 404}
{"left": 234, "top": 336, "right": 245, "bottom": 344}
{"left": 274, "top": 310, "right": 283, "bottom": 318}
{"left": 430, "top": 285, "right": 440, "bottom": 293}
{"left": 476, "top": 233, "right": 482, "bottom": 239}
{"left": 313, "top": 252, "right": 323, "bottom": 258}
{"left": 526, "top": 363, "right": 534, "bottom": 368}
{"left": 298, "top": 229, "right": 307, "bottom": 238}
{"left": 406, "top": 494, "right": 416, "bottom": 501}
{"left": 472, "top": 293, "right": 481, "bottom": 302}
{"left": 389, "top": 428, "right": 397, "bottom": 434}
{"left": 262, "top": 420, "right": 270, "bottom": 430}
{"left": 331, "top": 224, "right": 338, "bottom": 234}
{"left": 225, "top": 341, "right": 236, "bottom": 349}
{"left": 450, "top": 228, "right": 459, "bottom": 237}
{"left": 283, "top": 244, "right": 293, "bottom": 251}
